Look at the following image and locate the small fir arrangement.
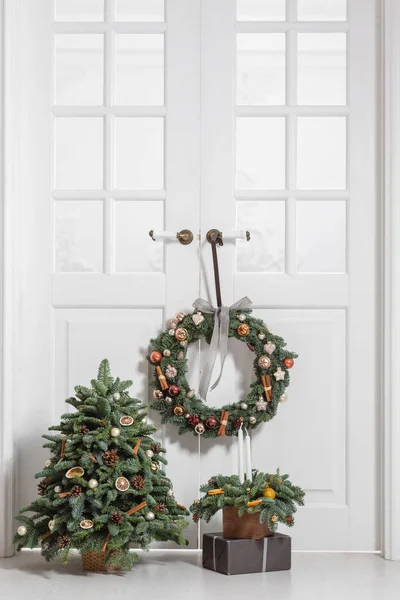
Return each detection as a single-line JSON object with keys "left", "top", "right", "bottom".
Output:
{"left": 190, "top": 470, "right": 305, "bottom": 533}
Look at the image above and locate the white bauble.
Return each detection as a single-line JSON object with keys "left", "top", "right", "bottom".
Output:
{"left": 163, "top": 349, "right": 171, "bottom": 357}
{"left": 187, "top": 389, "right": 195, "bottom": 399}
{"left": 88, "top": 479, "right": 99, "bottom": 489}
{"left": 54, "top": 486, "right": 62, "bottom": 493}
{"left": 113, "top": 393, "right": 121, "bottom": 400}
{"left": 17, "top": 526, "right": 27, "bottom": 536}
{"left": 146, "top": 449, "right": 154, "bottom": 458}
{"left": 44, "top": 459, "right": 51, "bottom": 468}
{"left": 48, "top": 519, "right": 55, "bottom": 531}
{"left": 238, "top": 314, "right": 246, "bottom": 322}
{"left": 146, "top": 511, "right": 155, "bottom": 521}
{"left": 240, "top": 402, "right": 248, "bottom": 410}
{"left": 169, "top": 329, "right": 175, "bottom": 336}
{"left": 110, "top": 427, "right": 120, "bottom": 438}
{"left": 167, "top": 489, "right": 174, "bottom": 497}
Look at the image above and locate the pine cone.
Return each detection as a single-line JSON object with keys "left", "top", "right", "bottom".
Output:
{"left": 71, "top": 485, "right": 82, "bottom": 498}
{"left": 192, "top": 514, "right": 200, "bottom": 523}
{"left": 37, "top": 480, "right": 48, "bottom": 496}
{"left": 208, "top": 477, "right": 218, "bottom": 487}
{"left": 154, "top": 502, "right": 167, "bottom": 514}
{"left": 150, "top": 442, "right": 161, "bottom": 454}
{"left": 103, "top": 449, "right": 118, "bottom": 466}
{"left": 110, "top": 512, "right": 124, "bottom": 525}
{"left": 58, "top": 535, "right": 70, "bottom": 548}
{"left": 131, "top": 474, "right": 145, "bottom": 490}
{"left": 78, "top": 425, "right": 89, "bottom": 435}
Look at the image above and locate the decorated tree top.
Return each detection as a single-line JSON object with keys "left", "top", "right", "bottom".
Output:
{"left": 14, "top": 360, "right": 188, "bottom": 570}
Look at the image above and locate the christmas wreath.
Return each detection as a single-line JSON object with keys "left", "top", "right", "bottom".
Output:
{"left": 190, "top": 470, "right": 305, "bottom": 532}
{"left": 147, "top": 300, "right": 297, "bottom": 438}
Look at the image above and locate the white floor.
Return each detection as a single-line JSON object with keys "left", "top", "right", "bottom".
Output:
{"left": 1, "top": 550, "right": 400, "bottom": 600}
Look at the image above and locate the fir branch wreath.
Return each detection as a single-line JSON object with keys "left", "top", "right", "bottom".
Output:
{"left": 147, "top": 305, "right": 297, "bottom": 438}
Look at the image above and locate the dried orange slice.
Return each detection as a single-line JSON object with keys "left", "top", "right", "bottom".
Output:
{"left": 65, "top": 466, "right": 84, "bottom": 479}
{"left": 115, "top": 476, "right": 130, "bottom": 492}
{"left": 79, "top": 519, "right": 94, "bottom": 530}
{"left": 120, "top": 416, "right": 134, "bottom": 426}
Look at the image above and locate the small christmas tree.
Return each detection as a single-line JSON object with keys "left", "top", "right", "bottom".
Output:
{"left": 14, "top": 359, "right": 188, "bottom": 571}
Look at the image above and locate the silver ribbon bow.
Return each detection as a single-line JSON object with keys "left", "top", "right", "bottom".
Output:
{"left": 192, "top": 296, "right": 252, "bottom": 401}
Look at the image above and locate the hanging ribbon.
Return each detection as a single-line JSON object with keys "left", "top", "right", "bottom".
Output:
{"left": 192, "top": 296, "right": 252, "bottom": 401}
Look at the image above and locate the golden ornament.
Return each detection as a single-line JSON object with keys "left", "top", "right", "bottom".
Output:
{"left": 194, "top": 499, "right": 200, "bottom": 505}
{"left": 246, "top": 487, "right": 251, "bottom": 494}
{"left": 173, "top": 405, "right": 185, "bottom": 417}
{"left": 271, "top": 515, "right": 278, "bottom": 522}
{"left": 115, "top": 476, "right": 130, "bottom": 492}
{"left": 237, "top": 323, "right": 250, "bottom": 337}
{"left": 175, "top": 327, "right": 188, "bottom": 341}
{"left": 263, "top": 487, "right": 276, "bottom": 500}
{"left": 65, "top": 466, "right": 84, "bottom": 479}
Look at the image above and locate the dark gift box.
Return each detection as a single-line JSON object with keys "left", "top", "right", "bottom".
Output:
{"left": 202, "top": 532, "right": 291, "bottom": 575}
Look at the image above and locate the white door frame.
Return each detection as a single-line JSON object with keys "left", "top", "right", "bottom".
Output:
{"left": 0, "top": 0, "right": 399, "bottom": 559}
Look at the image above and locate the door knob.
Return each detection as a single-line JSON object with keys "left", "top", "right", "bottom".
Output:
{"left": 149, "top": 229, "right": 194, "bottom": 245}
{"left": 206, "top": 229, "right": 250, "bottom": 244}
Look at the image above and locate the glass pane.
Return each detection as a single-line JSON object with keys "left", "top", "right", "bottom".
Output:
{"left": 297, "top": 117, "right": 346, "bottom": 189}
{"left": 298, "top": 33, "right": 346, "bottom": 105}
{"left": 298, "top": 0, "right": 346, "bottom": 21}
{"left": 55, "top": 0, "right": 104, "bottom": 21}
{"left": 115, "top": 0, "right": 164, "bottom": 21}
{"left": 236, "top": 117, "right": 285, "bottom": 189}
{"left": 55, "top": 117, "right": 104, "bottom": 189}
{"left": 297, "top": 200, "right": 346, "bottom": 272}
{"left": 237, "top": 34, "right": 285, "bottom": 105}
{"left": 115, "top": 201, "right": 163, "bottom": 272}
{"left": 55, "top": 201, "right": 103, "bottom": 272}
{"left": 237, "top": 201, "right": 285, "bottom": 272}
{"left": 237, "top": 0, "right": 285, "bottom": 21}
{"left": 55, "top": 34, "right": 104, "bottom": 106}
{"left": 115, "top": 34, "right": 164, "bottom": 106}
{"left": 114, "top": 118, "right": 164, "bottom": 189}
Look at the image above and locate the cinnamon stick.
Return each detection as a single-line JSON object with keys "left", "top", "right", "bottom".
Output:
{"left": 218, "top": 411, "right": 229, "bottom": 436}
{"left": 41, "top": 531, "right": 51, "bottom": 540}
{"left": 177, "top": 504, "right": 186, "bottom": 511}
{"left": 101, "top": 532, "right": 111, "bottom": 553}
{"left": 261, "top": 375, "right": 272, "bottom": 402}
{"left": 87, "top": 453, "right": 97, "bottom": 463}
{"left": 60, "top": 439, "right": 66, "bottom": 458}
{"left": 126, "top": 501, "right": 147, "bottom": 516}
{"left": 58, "top": 492, "right": 72, "bottom": 498}
{"left": 133, "top": 440, "right": 141, "bottom": 456}
{"left": 156, "top": 366, "right": 168, "bottom": 391}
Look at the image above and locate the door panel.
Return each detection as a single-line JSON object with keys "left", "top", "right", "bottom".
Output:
{"left": 199, "top": 0, "right": 378, "bottom": 550}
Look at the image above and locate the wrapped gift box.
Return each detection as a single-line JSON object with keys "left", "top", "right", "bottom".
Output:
{"left": 202, "top": 532, "right": 291, "bottom": 575}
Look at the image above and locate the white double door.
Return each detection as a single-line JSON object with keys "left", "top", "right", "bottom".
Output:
{"left": 7, "top": 0, "right": 378, "bottom": 553}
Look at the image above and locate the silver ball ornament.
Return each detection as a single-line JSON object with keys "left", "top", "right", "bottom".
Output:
{"left": 240, "top": 402, "right": 248, "bottom": 410}
{"left": 187, "top": 389, "right": 195, "bottom": 399}
{"left": 113, "top": 393, "right": 121, "bottom": 400}
{"left": 167, "top": 488, "right": 174, "bottom": 497}
{"left": 280, "top": 393, "right": 288, "bottom": 403}
{"left": 151, "top": 461, "right": 158, "bottom": 471}
{"left": 258, "top": 333, "right": 266, "bottom": 340}
{"left": 17, "top": 525, "right": 27, "bottom": 536}
{"left": 54, "top": 486, "right": 62, "bottom": 493}
{"left": 249, "top": 416, "right": 257, "bottom": 425}
{"left": 169, "top": 329, "right": 175, "bottom": 336}
{"left": 44, "top": 459, "right": 51, "bottom": 468}
{"left": 146, "top": 511, "right": 155, "bottom": 521}
{"left": 146, "top": 449, "right": 154, "bottom": 458}
{"left": 165, "top": 396, "right": 173, "bottom": 404}
{"left": 163, "top": 349, "right": 171, "bottom": 357}
{"left": 180, "top": 340, "right": 187, "bottom": 347}
{"left": 195, "top": 423, "right": 205, "bottom": 435}
{"left": 88, "top": 479, "right": 99, "bottom": 489}
{"left": 110, "top": 427, "right": 120, "bottom": 438}
{"left": 48, "top": 519, "right": 55, "bottom": 531}
{"left": 238, "top": 314, "right": 246, "bottom": 322}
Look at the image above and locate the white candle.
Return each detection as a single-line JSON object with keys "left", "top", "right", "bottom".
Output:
{"left": 245, "top": 429, "right": 252, "bottom": 482}
{"left": 238, "top": 426, "right": 244, "bottom": 483}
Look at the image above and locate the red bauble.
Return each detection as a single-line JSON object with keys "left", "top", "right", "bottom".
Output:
{"left": 283, "top": 357, "right": 294, "bottom": 369}
{"left": 205, "top": 416, "right": 218, "bottom": 429}
{"left": 169, "top": 384, "right": 180, "bottom": 397}
{"left": 187, "top": 415, "right": 200, "bottom": 427}
{"left": 150, "top": 351, "right": 162, "bottom": 363}
{"left": 247, "top": 344, "right": 255, "bottom": 352}
{"left": 233, "top": 419, "right": 242, "bottom": 429}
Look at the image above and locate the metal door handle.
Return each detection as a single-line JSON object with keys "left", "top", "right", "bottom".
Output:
{"left": 149, "top": 229, "right": 194, "bottom": 245}
{"left": 206, "top": 229, "right": 250, "bottom": 244}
